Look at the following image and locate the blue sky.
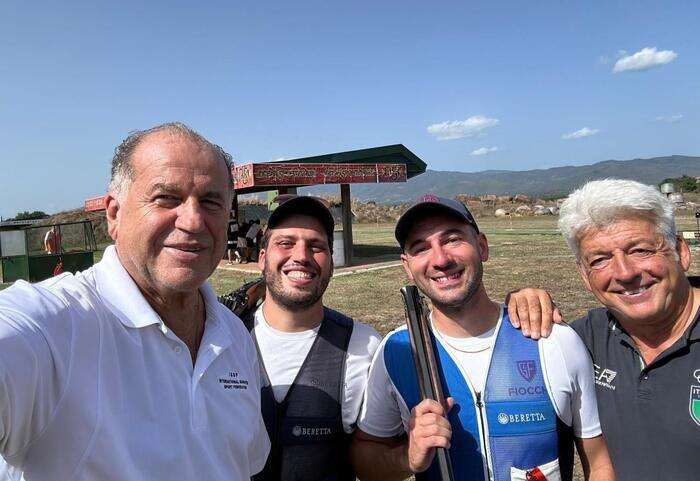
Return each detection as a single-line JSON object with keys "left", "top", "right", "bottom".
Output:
{"left": 1, "top": 1, "right": 698, "bottom": 218}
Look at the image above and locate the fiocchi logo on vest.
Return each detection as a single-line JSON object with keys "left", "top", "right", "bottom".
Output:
{"left": 508, "top": 385, "right": 546, "bottom": 397}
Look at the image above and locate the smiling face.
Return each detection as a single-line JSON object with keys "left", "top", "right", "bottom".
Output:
{"left": 105, "top": 131, "right": 231, "bottom": 298}
{"left": 401, "top": 213, "right": 488, "bottom": 310}
{"left": 258, "top": 214, "right": 333, "bottom": 311}
{"left": 576, "top": 216, "right": 691, "bottom": 327}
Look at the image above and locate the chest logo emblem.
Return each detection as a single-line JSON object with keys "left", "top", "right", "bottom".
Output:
{"left": 517, "top": 360, "right": 537, "bottom": 382}
{"left": 594, "top": 364, "right": 617, "bottom": 391}
{"left": 689, "top": 370, "right": 700, "bottom": 427}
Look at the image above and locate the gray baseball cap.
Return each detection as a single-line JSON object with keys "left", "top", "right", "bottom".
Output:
{"left": 395, "top": 194, "right": 479, "bottom": 249}
{"left": 267, "top": 195, "right": 335, "bottom": 243}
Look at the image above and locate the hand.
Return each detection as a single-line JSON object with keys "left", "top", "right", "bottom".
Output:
{"left": 505, "top": 288, "right": 563, "bottom": 339}
{"left": 406, "top": 398, "right": 454, "bottom": 474}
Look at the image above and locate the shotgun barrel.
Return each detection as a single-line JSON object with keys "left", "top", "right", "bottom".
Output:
{"left": 401, "top": 285, "right": 455, "bottom": 481}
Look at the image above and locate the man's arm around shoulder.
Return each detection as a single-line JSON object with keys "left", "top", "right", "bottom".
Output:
{"left": 576, "top": 435, "right": 616, "bottom": 481}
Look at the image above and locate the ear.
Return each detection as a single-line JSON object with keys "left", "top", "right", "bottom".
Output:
{"left": 576, "top": 261, "right": 593, "bottom": 292}
{"left": 257, "top": 248, "right": 266, "bottom": 271}
{"left": 477, "top": 232, "right": 489, "bottom": 262}
{"left": 400, "top": 253, "right": 415, "bottom": 282}
{"left": 677, "top": 236, "right": 691, "bottom": 272}
{"left": 105, "top": 194, "right": 120, "bottom": 241}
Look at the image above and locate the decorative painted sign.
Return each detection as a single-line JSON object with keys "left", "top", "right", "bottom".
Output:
{"left": 233, "top": 163, "right": 407, "bottom": 190}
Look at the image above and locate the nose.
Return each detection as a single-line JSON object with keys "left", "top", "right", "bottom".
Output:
{"left": 430, "top": 242, "right": 452, "bottom": 269}
{"left": 290, "top": 241, "right": 314, "bottom": 264}
{"left": 175, "top": 199, "right": 206, "bottom": 233}
{"left": 610, "top": 252, "right": 640, "bottom": 283}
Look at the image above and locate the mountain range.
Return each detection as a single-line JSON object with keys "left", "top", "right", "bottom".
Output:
{"left": 300, "top": 155, "right": 700, "bottom": 203}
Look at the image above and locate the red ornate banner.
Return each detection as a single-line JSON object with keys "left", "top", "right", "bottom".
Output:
{"left": 233, "top": 163, "right": 407, "bottom": 190}
{"left": 84, "top": 195, "right": 107, "bottom": 212}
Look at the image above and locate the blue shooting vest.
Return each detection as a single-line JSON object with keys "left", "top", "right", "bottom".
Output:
{"left": 384, "top": 313, "right": 572, "bottom": 481}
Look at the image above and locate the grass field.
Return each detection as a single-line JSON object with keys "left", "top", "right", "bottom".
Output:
{"left": 211, "top": 216, "right": 700, "bottom": 336}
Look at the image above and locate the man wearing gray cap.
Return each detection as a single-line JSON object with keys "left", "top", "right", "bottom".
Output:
{"left": 243, "top": 195, "right": 382, "bottom": 481}
{"left": 352, "top": 195, "right": 615, "bottom": 481}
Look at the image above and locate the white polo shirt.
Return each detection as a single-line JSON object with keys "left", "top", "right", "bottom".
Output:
{"left": 0, "top": 246, "right": 269, "bottom": 481}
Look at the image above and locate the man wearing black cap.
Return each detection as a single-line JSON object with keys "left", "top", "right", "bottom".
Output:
{"left": 247, "top": 195, "right": 381, "bottom": 481}
{"left": 352, "top": 195, "right": 615, "bottom": 481}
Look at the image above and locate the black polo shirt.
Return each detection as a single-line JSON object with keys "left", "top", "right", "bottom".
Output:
{"left": 572, "top": 277, "right": 700, "bottom": 481}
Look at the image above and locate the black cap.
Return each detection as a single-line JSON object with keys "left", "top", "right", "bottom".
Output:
{"left": 395, "top": 195, "right": 479, "bottom": 249}
{"left": 267, "top": 195, "right": 335, "bottom": 242}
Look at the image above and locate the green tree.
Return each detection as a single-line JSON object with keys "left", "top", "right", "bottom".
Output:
{"left": 677, "top": 175, "right": 698, "bottom": 192}
{"left": 11, "top": 210, "right": 49, "bottom": 221}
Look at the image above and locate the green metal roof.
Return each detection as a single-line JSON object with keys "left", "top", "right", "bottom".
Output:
{"left": 275, "top": 144, "right": 426, "bottom": 179}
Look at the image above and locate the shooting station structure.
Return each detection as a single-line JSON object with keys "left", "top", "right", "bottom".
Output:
{"left": 0, "top": 220, "right": 97, "bottom": 283}
{"left": 85, "top": 144, "right": 426, "bottom": 266}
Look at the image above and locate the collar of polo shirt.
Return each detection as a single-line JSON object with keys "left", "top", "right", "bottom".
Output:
{"left": 94, "top": 245, "right": 221, "bottom": 334}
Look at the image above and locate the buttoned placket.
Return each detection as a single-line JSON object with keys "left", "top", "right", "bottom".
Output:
{"left": 616, "top": 321, "right": 696, "bottom": 403}
{"left": 161, "top": 309, "right": 231, "bottom": 429}
{"left": 156, "top": 321, "right": 200, "bottom": 434}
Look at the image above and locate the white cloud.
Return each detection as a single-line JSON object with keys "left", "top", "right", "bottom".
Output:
{"left": 268, "top": 157, "right": 287, "bottom": 162}
{"left": 655, "top": 114, "right": 683, "bottom": 123}
{"left": 613, "top": 47, "right": 678, "bottom": 73}
{"left": 562, "top": 127, "right": 600, "bottom": 140}
{"left": 427, "top": 116, "right": 499, "bottom": 141}
{"left": 470, "top": 146, "right": 499, "bottom": 156}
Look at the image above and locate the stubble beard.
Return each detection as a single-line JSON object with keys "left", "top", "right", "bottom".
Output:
{"left": 419, "top": 261, "right": 484, "bottom": 312}
{"left": 263, "top": 260, "right": 331, "bottom": 311}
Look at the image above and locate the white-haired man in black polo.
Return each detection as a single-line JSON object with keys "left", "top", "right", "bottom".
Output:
{"left": 527, "top": 178, "right": 699, "bottom": 481}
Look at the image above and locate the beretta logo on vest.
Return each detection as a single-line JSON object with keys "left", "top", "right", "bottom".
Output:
{"left": 497, "top": 411, "right": 547, "bottom": 425}
{"left": 292, "top": 425, "right": 333, "bottom": 437}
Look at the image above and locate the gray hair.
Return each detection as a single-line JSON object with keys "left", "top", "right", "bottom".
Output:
{"left": 109, "top": 122, "right": 233, "bottom": 199}
{"left": 558, "top": 178, "right": 677, "bottom": 259}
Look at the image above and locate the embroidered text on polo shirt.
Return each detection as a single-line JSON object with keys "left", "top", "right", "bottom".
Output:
{"left": 218, "top": 370, "right": 250, "bottom": 390}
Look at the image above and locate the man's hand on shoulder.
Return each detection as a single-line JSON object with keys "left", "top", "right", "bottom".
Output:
{"left": 506, "top": 288, "right": 563, "bottom": 339}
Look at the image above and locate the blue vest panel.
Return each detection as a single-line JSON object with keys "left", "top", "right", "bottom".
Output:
{"left": 384, "top": 329, "right": 485, "bottom": 481}
{"left": 484, "top": 319, "right": 557, "bottom": 481}
{"left": 383, "top": 314, "right": 560, "bottom": 481}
